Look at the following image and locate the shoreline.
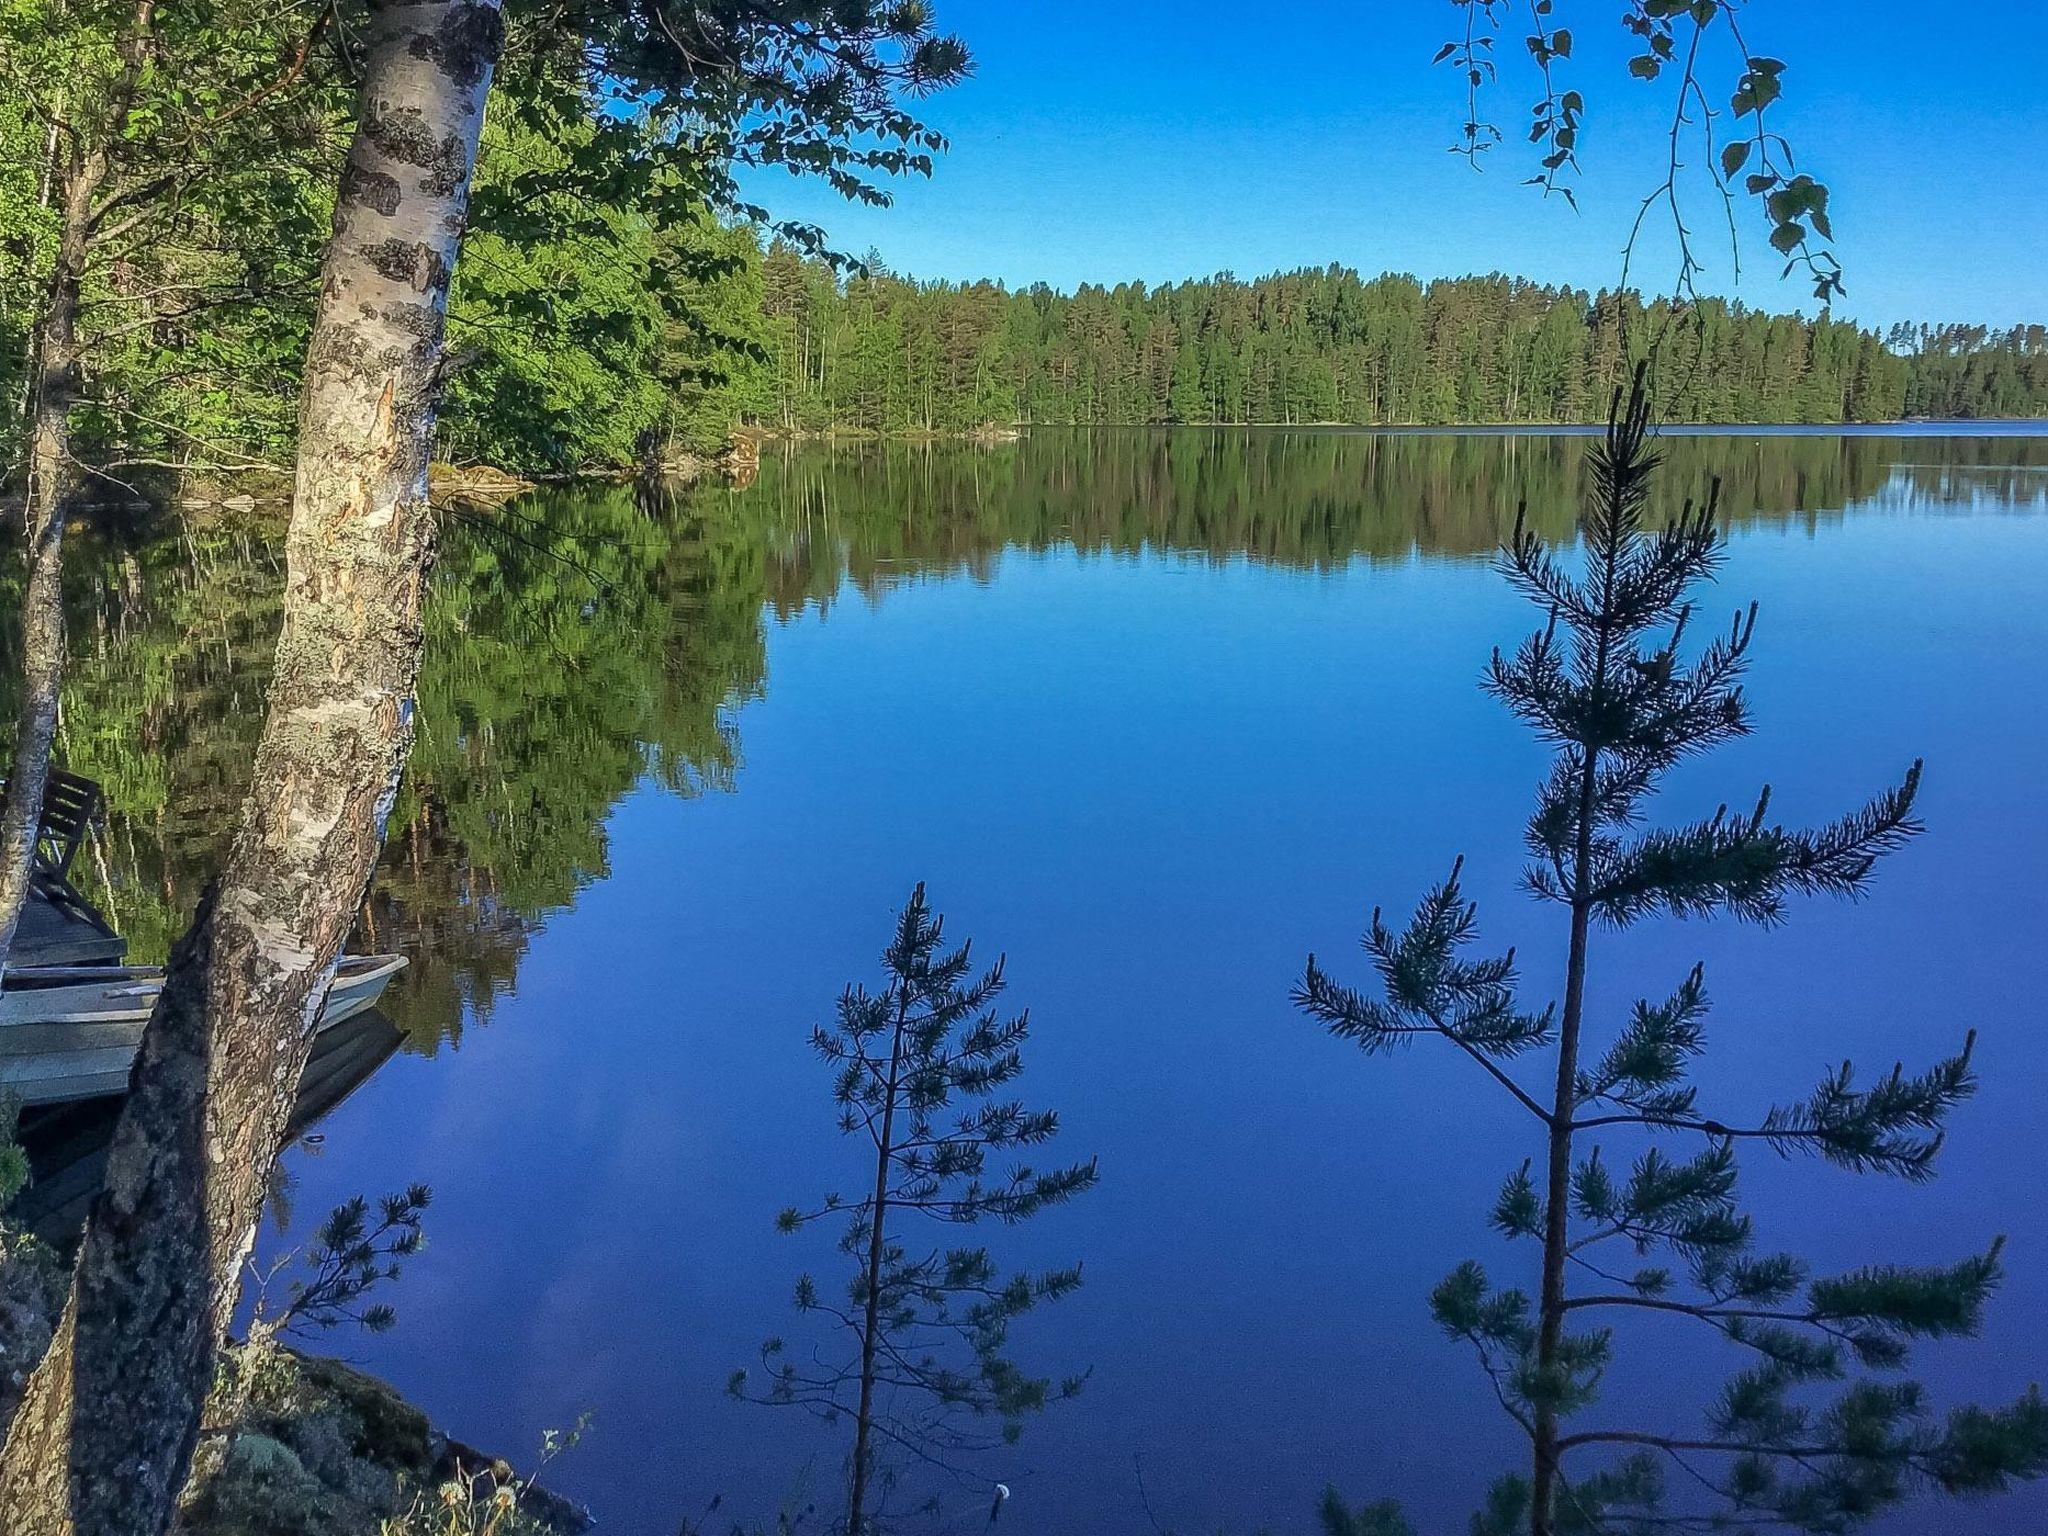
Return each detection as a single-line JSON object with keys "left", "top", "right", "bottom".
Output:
{"left": 1, "top": 1224, "right": 587, "bottom": 1535}
{"left": 12, "top": 417, "right": 2043, "bottom": 519}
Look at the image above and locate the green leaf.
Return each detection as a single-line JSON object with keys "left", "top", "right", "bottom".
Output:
{"left": 1721, "top": 140, "right": 1751, "bottom": 177}
{"left": 1733, "top": 72, "right": 1783, "bottom": 117}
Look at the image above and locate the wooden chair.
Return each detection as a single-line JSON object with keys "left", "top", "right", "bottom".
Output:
{"left": 0, "top": 766, "right": 106, "bottom": 903}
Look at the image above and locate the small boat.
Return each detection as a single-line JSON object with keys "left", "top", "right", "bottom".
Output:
{"left": 0, "top": 954, "right": 408, "bottom": 1106}
{"left": 13, "top": 1007, "right": 406, "bottom": 1247}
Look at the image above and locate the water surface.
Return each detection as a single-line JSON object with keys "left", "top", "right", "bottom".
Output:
{"left": 22, "top": 427, "right": 2048, "bottom": 1534}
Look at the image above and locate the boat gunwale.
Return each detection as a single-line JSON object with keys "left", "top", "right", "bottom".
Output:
{"left": 4, "top": 953, "right": 407, "bottom": 987}
{"left": 0, "top": 954, "right": 409, "bottom": 1016}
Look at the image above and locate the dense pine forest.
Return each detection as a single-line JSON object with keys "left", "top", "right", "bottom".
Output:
{"left": 746, "top": 252, "right": 2048, "bottom": 438}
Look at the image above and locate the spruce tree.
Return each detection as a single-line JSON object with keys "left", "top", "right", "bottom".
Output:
{"left": 735, "top": 883, "right": 1097, "bottom": 1536}
{"left": 1295, "top": 367, "right": 2048, "bottom": 1535}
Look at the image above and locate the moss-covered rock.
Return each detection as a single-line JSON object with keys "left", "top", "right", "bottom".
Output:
{"left": 186, "top": 1430, "right": 367, "bottom": 1536}
{"left": 0, "top": 1220, "right": 586, "bottom": 1535}
{"left": 180, "top": 1346, "right": 589, "bottom": 1536}
{"left": 280, "top": 1352, "right": 437, "bottom": 1478}
{"left": 428, "top": 462, "right": 536, "bottom": 508}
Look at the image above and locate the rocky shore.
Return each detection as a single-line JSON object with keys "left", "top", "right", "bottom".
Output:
{"left": 0, "top": 1229, "right": 586, "bottom": 1536}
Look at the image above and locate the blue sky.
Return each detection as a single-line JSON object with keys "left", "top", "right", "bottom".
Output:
{"left": 735, "top": 1, "right": 2047, "bottom": 330}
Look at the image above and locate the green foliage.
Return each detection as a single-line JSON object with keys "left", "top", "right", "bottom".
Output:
{"left": 440, "top": 112, "right": 672, "bottom": 473}
{"left": 0, "top": 1092, "right": 26, "bottom": 1213}
{"left": 0, "top": 0, "right": 353, "bottom": 477}
{"left": 7, "top": 0, "right": 2042, "bottom": 491}
{"left": 2, "top": 0, "right": 969, "bottom": 483}
{"left": 517, "top": 0, "right": 969, "bottom": 261}
{"left": 738, "top": 883, "right": 1096, "bottom": 1529}
{"left": 1294, "top": 858, "right": 1555, "bottom": 1062}
{"left": 439, "top": 111, "right": 778, "bottom": 471}
{"left": 1888, "top": 322, "right": 2048, "bottom": 420}
{"left": 1295, "top": 368, "right": 2047, "bottom": 1531}
{"left": 1442, "top": 2, "right": 1844, "bottom": 301}
{"left": 9, "top": 14, "right": 2040, "bottom": 483}
{"left": 421, "top": 0, "right": 966, "bottom": 471}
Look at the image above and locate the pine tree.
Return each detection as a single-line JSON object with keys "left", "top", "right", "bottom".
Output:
{"left": 1168, "top": 336, "right": 1206, "bottom": 424}
{"left": 735, "top": 884, "right": 1097, "bottom": 1535}
{"left": 1295, "top": 367, "right": 2048, "bottom": 1535}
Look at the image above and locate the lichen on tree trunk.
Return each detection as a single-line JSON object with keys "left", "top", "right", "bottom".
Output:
{"left": 0, "top": 3, "right": 504, "bottom": 1530}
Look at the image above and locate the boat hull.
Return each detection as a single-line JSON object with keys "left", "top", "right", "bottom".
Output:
{"left": 0, "top": 956, "right": 407, "bottom": 1106}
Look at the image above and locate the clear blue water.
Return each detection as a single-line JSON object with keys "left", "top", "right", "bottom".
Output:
{"left": 203, "top": 429, "right": 2048, "bottom": 1534}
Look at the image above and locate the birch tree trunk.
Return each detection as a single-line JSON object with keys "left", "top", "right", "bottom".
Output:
{"left": 0, "top": 158, "right": 91, "bottom": 976}
{"left": 0, "top": 3, "right": 503, "bottom": 1529}
{"left": 0, "top": 0, "right": 143, "bottom": 976}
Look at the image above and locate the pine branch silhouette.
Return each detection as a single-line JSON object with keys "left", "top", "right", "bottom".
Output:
{"left": 1298, "top": 364, "right": 2047, "bottom": 1535}
{"left": 735, "top": 883, "right": 1096, "bottom": 1536}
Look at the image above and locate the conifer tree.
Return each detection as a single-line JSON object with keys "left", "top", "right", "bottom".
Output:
{"left": 735, "top": 883, "right": 1097, "bottom": 1536}
{"left": 1295, "top": 367, "right": 2048, "bottom": 1535}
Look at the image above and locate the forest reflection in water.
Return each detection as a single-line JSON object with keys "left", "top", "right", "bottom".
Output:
{"left": 27, "top": 425, "right": 2043, "bottom": 1034}
{"left": 5, "top": 426, "right": 2046, "bottom": 1533}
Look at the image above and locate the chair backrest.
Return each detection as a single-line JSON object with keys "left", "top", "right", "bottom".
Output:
{"left": 0, "top": 767, "right": 105, "bottom": 881}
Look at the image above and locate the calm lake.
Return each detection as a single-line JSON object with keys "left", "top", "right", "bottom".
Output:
{"left": 23, "top": 426, "right": 2048, "bottom": 1534}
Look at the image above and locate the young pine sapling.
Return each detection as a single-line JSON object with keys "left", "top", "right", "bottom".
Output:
{"left": 1295, "top": 369, "right": 2047, "bottom": 1535}
{"left": 735, "top": 883, "right": 1097, "bottom": 1536}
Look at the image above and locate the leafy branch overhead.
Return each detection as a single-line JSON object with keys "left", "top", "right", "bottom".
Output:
{"left": 486, "top": 0, "right": 971, "bottom": 271}
{"left": 1297, "top": 366, "right": 2046, "bottom": 1533}
{"left": 1437, "top": 0, "right": 1845, "bottom": 302}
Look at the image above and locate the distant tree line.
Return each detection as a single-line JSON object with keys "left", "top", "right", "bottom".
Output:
{"left": 1887, "top": 323, "right": 2048, "bottom": 420}
{"left": 754, "top": 251, "right": 2048, "bottom": 435}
